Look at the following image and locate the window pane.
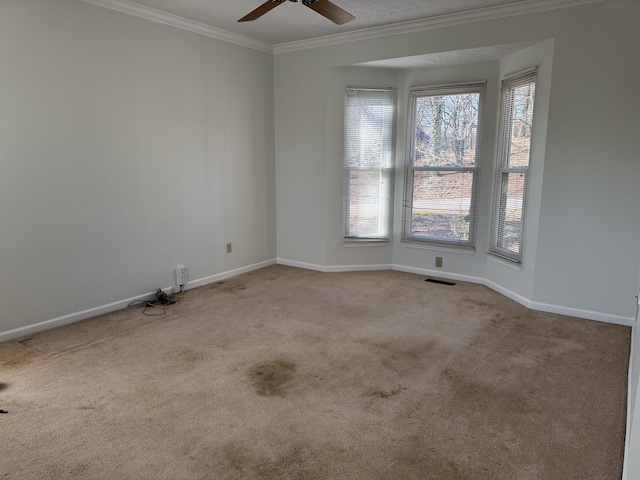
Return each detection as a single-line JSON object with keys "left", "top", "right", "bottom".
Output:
{"left": 403, "top": 84, "right": 484, "bottom": 248}
{"left": 344, "top": 88, "right": 394, "bottom": 240}
{"left": 345, "top": 98, "right": 393, "bottom": 169}
{"left": 413, "top": 93, "right": 479, "bottom": 168}
{"left": 507, "top": 83, "right": 535, "bottom": 168}
{"left": 490, "top": 69, "right": 537, "bottom": 263}
{"left": 346, "top": 169, "right": 391, "bottom": 238}
{"left": 496, "top": 172, "right": 526, "bottom": 254}
{"left": 409, "top": 171, "right": 473, "bottom": 242}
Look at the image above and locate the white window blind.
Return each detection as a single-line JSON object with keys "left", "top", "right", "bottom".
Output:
{"left": 490, "top": 68, "right": 537, "bottom": 263}
{"left": 344, "top": 87, "right": 394, "bottom": 240}
{"left": 402, "top": 83, "right": 485, "bottom": 248}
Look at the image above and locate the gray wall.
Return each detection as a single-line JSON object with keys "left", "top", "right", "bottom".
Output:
{"left": 0, "top": 0, "right": 276, "bottom": 334}
{"left": 274, "top": 0, "right": 640, "bottom": 321}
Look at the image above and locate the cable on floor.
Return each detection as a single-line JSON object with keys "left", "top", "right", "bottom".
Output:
{"left": 127, "top": 288, "right": 190, "bottom": 316}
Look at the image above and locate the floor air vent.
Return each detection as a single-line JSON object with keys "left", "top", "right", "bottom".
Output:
{"left": 425, "top": 278, "right": 456, "bottom": 286}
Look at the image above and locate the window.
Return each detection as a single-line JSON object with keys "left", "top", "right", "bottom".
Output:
{"left": 490, "top": 69, "right": 537, "bottom": 263}
{"left": 344, "top": 87, "right": 394, "bottom": 241}
{"left": 402, "top": 83, "right": 484, "bottom": 248}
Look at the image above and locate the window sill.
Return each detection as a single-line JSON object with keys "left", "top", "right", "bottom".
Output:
{"left": 343, "top": 239, "right": 389, "bottom": 247}
{"left": 400, "top": 241, "right": 475, "bottom": 255}
{"left": 488, "top": 253, "right": 522, "bottom": 270}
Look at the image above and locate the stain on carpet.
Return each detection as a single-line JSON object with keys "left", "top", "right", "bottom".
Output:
{"left": 159, "top": 347, "right": 207, "bottom": 374}
{"left": 174, "top": 347, "right": 204, "bottom": 364}
{"left": 442, "top": 368, "right": 535, "bottom": 415}
{"left": 364, "top": 385, "right": 407, "bottom": 399}
{"left": 247, "top": 360, "right": 296, "bottom": 397}
{"left": 222, "top": 443, "right": 324, "bottom": 479}
{"left": 0, "top": 345, "right": 40, "bottom": 368}
{"left": 490, "top": 313, "right": 523, "bottom": 327}
{"left": 210, "top": 280, "right": 248, "bottom": 294}
{"left": 356, "top": 338, "right": 439, "bottom": 374}
{"left": 461, "top": 297, "right": 492, "bottom": 308}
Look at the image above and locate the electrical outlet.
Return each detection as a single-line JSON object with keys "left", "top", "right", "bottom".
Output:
{"left": 226, "top": 243, "right": 232, "bottom": 253}
{"left": 435, "top": 256, "right": 443, "bottom": 268}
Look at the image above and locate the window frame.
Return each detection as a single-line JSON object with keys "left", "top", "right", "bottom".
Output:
{"left": 489, "top": 68, "right": 538, "bottom": 264}
{"left": 343, "top": 87, "right": 395, "bottom": 242}
{"left": 402, "top": 82, "right": 486, "bottom": 249}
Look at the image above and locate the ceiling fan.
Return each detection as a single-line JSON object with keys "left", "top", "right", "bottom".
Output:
{"left": 238, "top": 0, "right": 355, "bottom": 25}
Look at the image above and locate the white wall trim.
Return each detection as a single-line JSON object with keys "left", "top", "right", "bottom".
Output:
{"left": 273, "top": 0, "right": 606, "bottom": 53}
{"left": 390, "top": 264, "right": 535, "bottom": 310}
{"left": 1, "top": 257, "right": 631, "bottom": 343}
{"left": 0, "top": 292, "right": 158, "bottom": 343}
{"left": 624, "top": 320, "right": 636, "bottom": 480}
{"left": 0, "top": 258, "right": 276, "bottom": 343}
{"left": 392, "top": 264, "right": 484, "bottom": 285}
{"left": 278, "top": 259, "right": 634, "bottom": 326}
{"left": 529, "top": 300, "right": 634, "bottom": 327}
{"left": 324, "top": 263, "right": 392, "bottom": 272}
{"left": 481, "top": 279, "right": 534, "bottom": 308}
{"left": 276, "top": 258, "right": 332, "bottom": 272}
{"left": 185, "top": 258, "right": 277, "bottom": 289}
{"left": 483, "top": 279, "right": 635, "bottom": 327}
{"left": 78, "top": 0, "right": 274, "bottom": 53}
{"left": 276, "top": 258, "right": 391, "bottom": 273}
{"left": 623, "top": 295, "right": 640, "bottom": 480}
{"left": 78, "top": 0, "right": 603, "bottom": 55}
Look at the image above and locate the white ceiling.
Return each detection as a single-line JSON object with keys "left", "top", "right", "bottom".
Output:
{"left": 354, "top": 42, "right": 538, "bottom": 69}
{"left": 82, "top": 0, "right": 600, "bottom": 51}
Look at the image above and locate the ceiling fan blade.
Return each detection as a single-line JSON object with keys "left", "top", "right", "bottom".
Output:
{"left": 305, "top": 0, "right": 355, "bottom": 25}
{"left": 238, "top": 0, "right": 284, "bottom": 22}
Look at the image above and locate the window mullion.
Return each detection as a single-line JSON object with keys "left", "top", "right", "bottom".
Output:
{"left": 412, "top": 166, "right": 477, "bottom": 173}
{"left": 499, "top": 166, "right": 528, "bottom": 174}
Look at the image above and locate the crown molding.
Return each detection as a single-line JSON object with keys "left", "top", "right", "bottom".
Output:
{"left": 79, "top": 0, "right": 605, "bottom": 55}
{"left": 273, "top": 0, "right": 606, "bottom": 53}
{"left": 79, "top": 0, "right": 274, "bottom": 53}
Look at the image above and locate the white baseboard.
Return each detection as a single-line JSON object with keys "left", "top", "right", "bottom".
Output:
{"left": 529, "top": 300, "right": 634, "bottom": 326}
{"left": 186, "top": 258, "right": 276, "bottom": 289}
{"left": 0, "top": 292, "right": 158, "bottom": 343}
{"left": 0, "top": 258, "right": 277, "bottom": 343}
{"left": 392, "top": 266, "right": 535, "bottom": 314}
{"left": 392, "top": 264, "right": 485, "bottom": 285}
{"left": 278, "top": 259, "right": 634, "bottom": 326}
{"left": 276, "top": 258, "right": 391, "bottom": 272}
{"left": 1, "top": 257, "right": 632, "bottom": 343}
{"left": 623, "top": 320, "right": 635, "bottom": 480}
{"left": 392, "top": 264, "right": 633, "bottom": 326}
{"left": 276, "top": 258, "right": 332, "bottom": 272}
{"left": 481, "top": 278, "right": 533, "bottom": 308}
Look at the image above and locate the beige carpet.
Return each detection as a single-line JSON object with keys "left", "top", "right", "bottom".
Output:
{"left": 0, "top": 266, "right": 630, "bottom": 479}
